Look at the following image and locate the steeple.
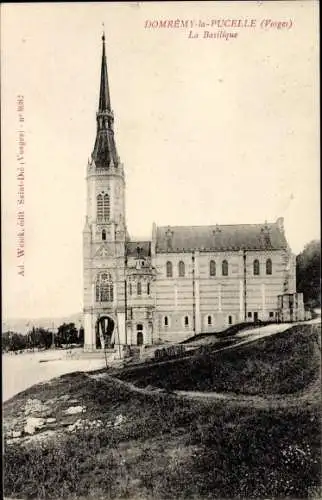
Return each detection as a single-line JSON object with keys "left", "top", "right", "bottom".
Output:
{"left": 92, "top": 33, "right": 119, "bottom": 169}
{"left": 99, "top": 32, "right": 111, "bottom": 112}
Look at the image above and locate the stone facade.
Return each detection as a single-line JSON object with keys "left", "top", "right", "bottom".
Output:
{"left": 83, "top": 36, "right": 302, "bottom": 351}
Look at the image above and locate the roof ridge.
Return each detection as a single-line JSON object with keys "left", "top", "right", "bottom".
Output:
{"left": 155, "top": 221, "right": 287, "bottom": 252}
{"left": 157, "top": 222, "right": 276, "bottom": 230}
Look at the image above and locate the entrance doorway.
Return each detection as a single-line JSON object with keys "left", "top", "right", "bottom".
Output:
{"left": 137, "top": 324, "right": 143, "bottom": 346}
{"left": 254, "top": 312, "right": 258, "bottom": 322}
{"left": 96, "top": 316, "right": 115, "bottom": 349}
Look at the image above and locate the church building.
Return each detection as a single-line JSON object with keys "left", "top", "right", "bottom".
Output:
{"left": 83, "top": 35, "right": 303, "bottom": 351}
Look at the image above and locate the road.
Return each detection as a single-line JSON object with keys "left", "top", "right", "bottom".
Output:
{"left": 2, "top": 349, "right": 107, "bottom": 402}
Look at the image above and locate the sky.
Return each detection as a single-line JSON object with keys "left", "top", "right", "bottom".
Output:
{"left": 1, "top": 1, "right": 320, "bottom": 320}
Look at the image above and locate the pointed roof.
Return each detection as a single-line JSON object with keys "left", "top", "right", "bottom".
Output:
{"left": 91, "top": 33, "right": 119, "bottom": 169}
{"left": 98, "top": 33, "right": 111, "bottom": 112}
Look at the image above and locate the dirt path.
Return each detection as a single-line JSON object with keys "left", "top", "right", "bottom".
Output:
{"left": 172, "top": 379, "right": 320, "bottom": 408}
{"left": 88, "top": 368, "right": 319, "bottom": 411}
{"left": 88, "top": 321, "right": 320, "bottom": 410}
{"left": 87, "top": 370, "right": 319, "bottom": 410}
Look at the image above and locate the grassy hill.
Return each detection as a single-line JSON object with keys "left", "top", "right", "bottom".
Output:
{"left": 3, "top": 323, "right": 321, "bottom": 499}
{"left": 181, "top": 320, "right": 273, "bottom": 343}
{"left": 116, "top": 323, "right": 321, "bottom": 395}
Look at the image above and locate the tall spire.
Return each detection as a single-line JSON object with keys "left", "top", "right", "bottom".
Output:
{"left": 91, "top": 32, "right": 119, "bottom": 169}
{"left": 98, "top": 32, "right": 111, "bottom": 112}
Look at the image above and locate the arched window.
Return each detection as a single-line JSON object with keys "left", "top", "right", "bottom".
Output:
{"left": 166, "top": 261, "right": 173, "bottom": 278}
{"left": 253, "top": 259, "right": 260, "bottom": 275}
{"left": 164, "top": 316, "right": 169, "bottom": 327}
{"left": 228, "top": 315, "right": 232, "bottom": 325}
{"left": 210, "top": 260, "right": 216, "bottom": 276}
{"left": 184, "top": 316, "right": 189, "bottom": 327}
{"left": 97, "top": 193, "right": 110, "bottom": 221}
{"left": 178, "top": 261, "right": 185, "bottom": 277}
{"left": 222, "top": 260, "right": 228, "bottom": 276}
{"left": 102, "top": 229, "right": 106, "bottom": 241}
{"left": 137, "top": 281, "right": 142, "bottom": 295}
{"left": 97, "top": 194, "right": 103, "bottom": 221}
{"left": 103, "top": 193, "right": 110, "bottom": 220}
{"left": 95, "top": 273, "right": 113, "bottom": 302}
{"left": 207, "top": 315, "right": 212, "bottom": 326}
{"left": 266, "top": 258, "right": 272, "bottom": 275}
{"left": 128, "top": 283, "right": 132, "bottom": 296}
{"left": 147, "top": 282, "right": 150, "bottom": 295}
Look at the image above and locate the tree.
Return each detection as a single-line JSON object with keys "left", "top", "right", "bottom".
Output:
{"left": 296, "top": 240, "right": 321, "bottom": 309}
{"left": 2, "top": 331, "right": 12, "bottom": 352}
{"left": 27, "top": 327, "right": 53, "bottom": 350}
{"left": 37, "top": 328, "right": 53, "bottom": 349}
{"left": 56, "top": 322, "right": 79, "bottom": 346}
{"left": 2, "top": 331, "right": 28, "bottom": 352}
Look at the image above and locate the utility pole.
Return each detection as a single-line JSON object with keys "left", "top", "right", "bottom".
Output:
{"left": 124, "top": 254, "right": 128, "bottom": 345}
{"left": 243, "top": 249, "right": 247, "bottom": 321}
{"left": 192, "top": 251, "right": 196, "bottom": 335}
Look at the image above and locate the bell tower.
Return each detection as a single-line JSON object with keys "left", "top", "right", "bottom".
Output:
{"left": 83, "top": 33, "right": 127, "bottom": 351}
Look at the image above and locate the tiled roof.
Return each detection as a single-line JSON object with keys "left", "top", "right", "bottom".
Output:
{"left": 155, "top": 222, "right": 288, "bottom": 253}
{"left": 126, "top": 241, "right": 151, "bottom": 257}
